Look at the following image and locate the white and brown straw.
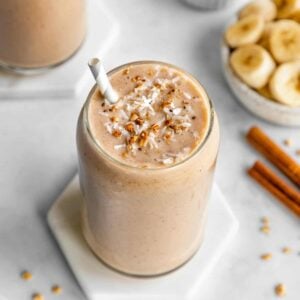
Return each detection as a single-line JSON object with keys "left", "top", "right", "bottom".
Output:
{"left": 88, "top": 58, "right": 118, "bottom": 103}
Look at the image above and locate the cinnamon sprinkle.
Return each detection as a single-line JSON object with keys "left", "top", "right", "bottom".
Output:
{"left": 124, "top": 123, "right": 135, "bottom": 133}
{"left": 112, "top": 130, "right": 122, "bottom": 138}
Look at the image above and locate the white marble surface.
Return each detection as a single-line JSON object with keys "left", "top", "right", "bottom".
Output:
{"left": 47, "top": 176, "right": 238, "bottom": 300}
{"left": 0, "top": 0, "right": 299, "bottom": 299}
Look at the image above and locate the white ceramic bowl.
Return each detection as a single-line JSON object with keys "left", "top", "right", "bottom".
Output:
{"left": 184, "top": 0, "right": 239, "bottom": 10}
{"left": 221, "top": 41, "right": 300, "bottom": 127}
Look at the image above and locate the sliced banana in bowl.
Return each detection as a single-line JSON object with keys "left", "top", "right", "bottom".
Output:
{"left": 239, "top": 0, "right": 277, "bottom": 21}
{"left": 221, "top": 39, "right": 300, "bottom": 127}
{"left": 222, "top": 1, "right": 300, "bottom": 127}
{"left": 269, "top": 20, "right": 300, "bottom": 63}
{"left": 225, "top": 15, "right": 265, "bottom": 48}
{"left": 275, "top": 0, "right": 300, "bottom": 19}
{"left": 230, "top": 44, "right": 276, "bottom": 89}
{"left": 269, "top": 60, "right": 300, "bottom": 106}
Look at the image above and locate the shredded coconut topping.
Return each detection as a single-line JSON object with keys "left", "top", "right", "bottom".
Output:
{"left": 96, "top": 67, "right": 202, "bottom": 166}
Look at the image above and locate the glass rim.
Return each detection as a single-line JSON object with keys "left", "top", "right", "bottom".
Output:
{"left": 83, "top": 60, "right": 215, "bottom": 171}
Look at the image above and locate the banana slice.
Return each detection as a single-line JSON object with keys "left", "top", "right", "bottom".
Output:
{"left": 269, "top": 20, "right": 300, "bottom": 63}
{"left": 230, "top": 44, "right": 276, "bottom": 89}
{"left": 239, "top": 0, "right": 277, "bottom": 21}
{"left": 257, "top": 85, "right": 275, "bottom": 101}
{"left": 275, "top": 0, "right": 300, "bottom": 18}
{"left": 290, "top": 10, "right": 300, "bottom": 22}
{"left": 258, "top": 22, "right": 276, "bottom": 50}
{"left": 269, "top": 60, "right": 300, "bottom": 107}
{"left": 225, "top": 15, "right": 264, "bottom": 48}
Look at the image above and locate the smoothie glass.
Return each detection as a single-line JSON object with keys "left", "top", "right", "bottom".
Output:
{"left": 0, "top": 0, "right": 86, "bottom": 74}
{"left": 76, "top": 61, "right": 220, "bottom": 276}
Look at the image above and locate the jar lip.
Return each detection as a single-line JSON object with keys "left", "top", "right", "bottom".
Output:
{"left": 83, "top": 60, "right": 215, "bottom": 171}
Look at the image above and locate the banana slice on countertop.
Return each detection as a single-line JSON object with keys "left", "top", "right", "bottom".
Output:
{"left": 225, "top": 15, "right": 264, "bottom": 48}
{"left": 269, "top": 60, "right": 300, "bottom": 107}
{"left": 274, "top": 0, "right": 300, "bottom": 18}
{"left": 230, "top": 44, "right": 276, "bottom": 89}
{"left": 269, "top": 20, "right": 300, "bottom": 63}
{"left": 239, "top": 0, "right": 277, "bottom": 21}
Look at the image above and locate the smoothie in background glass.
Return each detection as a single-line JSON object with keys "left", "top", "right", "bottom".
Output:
{"left": 0, "top": 0, "right": 86, "bottom": 72}
{"left": 77, "top": 61, "right": 220, "bottom": 276}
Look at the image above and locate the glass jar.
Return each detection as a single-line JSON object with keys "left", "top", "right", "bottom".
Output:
{"left": 76, "top": 61, "right": 220, "bottom": 276}
{"left": 0, "top": 0, "right": 86, "bottom": 74}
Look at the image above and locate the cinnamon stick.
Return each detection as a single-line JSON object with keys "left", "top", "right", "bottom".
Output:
{"left": 248, "top": 161, "right": 300, "bottom": 217}
{"left": 252, "top": 161, "right": 300, "bottom": 206}
{"left": 246, "top": 126, "right": 300, "bottom": 187}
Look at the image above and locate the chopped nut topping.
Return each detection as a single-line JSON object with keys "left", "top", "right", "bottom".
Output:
{"left": 161, "top": 99, "right": 173, "bottom": 108}
{"left": 122, "top": 152, "right": 129, "bottom": 158}
{"left": 123, "top": 68, "right": 129, "bottom": 75}
{"left": 130, "top": 112, "right": 139, "bottom": 121}
{"left": 124, "top": 123, "right": 135, "bottom": 133}
{"left": 165, "top": 119, "right": 172, "bottom": 126}
{"left": 164, "top": 132, "right": 172, "bottom": 140}
{"left": 110, "top": 116, "right": 119, "bottom": 123}
{"left": 128, "top": 136, "right": 138, "bottom": 144}
{"left": 132, "top": 75, "right": 142, "bottom": 82}
{"left": 139, "top": 139, "right": 148, "bottom": 147}
{"left": 51, "top": 285, "right": 62, "bottom": 295}
{"left": 282, "top": 247, "right": 292, "bottom": 254}
{"left": 169, "top": 124, "right": 182, "bottom": 133}
{"left": 147, "top": 69, "right": 154, "bottom": 76}
{"left": 139, "top": 131, "right": 148, "bottom": 147}
{"left": 261, "top": 216, "right": 269, "bottom": 224}
{"left": 109, "top": 105, "right": 116, "bottom": 112}
{"left": 283, "top": 139, "right": 292, "bottom": 147}
{"left": 112, "top": 130, "right": 122, "bottom": 138}
{"left": 260, "top": 225, "right": 270, "bottom": 234}
{"left": 135, "top": 117, "right": 144, "bottom": 126}
{"left": 32, "top": 293, "right": 44, "bottom": 300}
{"left": 140, "top": 131, "right": 148, "bottom": 139}
{"left": 275, "top": 284, "right": 286, "bottom": 297}
{"left": 261, "top": 253, "right": 272, "bottom": 260}
{"left": 150, "top": 124, "right": 160, "bottom": 133}
{"left": 21, "top": 270, "right": 32, "bottom": 281}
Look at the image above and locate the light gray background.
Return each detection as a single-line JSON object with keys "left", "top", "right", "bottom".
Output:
{"left": 0, "top": 0, "right": 299, "bottom": 299}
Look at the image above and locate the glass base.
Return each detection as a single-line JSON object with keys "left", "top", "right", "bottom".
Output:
{"left": 0, "top": 37, "right": 86, "bottom": 76}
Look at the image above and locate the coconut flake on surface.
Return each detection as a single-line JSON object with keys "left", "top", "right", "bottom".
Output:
{"left": 114, "top": 144, "right": 126, "bottom": 150}
{"left": 173, "top": 108, "right": 182, "bottom": 115}
{"left": 183, "top": 92, "right": 192, "bottom": 100}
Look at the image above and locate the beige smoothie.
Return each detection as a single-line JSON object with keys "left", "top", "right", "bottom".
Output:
{"left": 0, "top": 0, "right": 86, "bottom": 70}
{"left": 77, "top": 61, "right": 219, "bottom": 276}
